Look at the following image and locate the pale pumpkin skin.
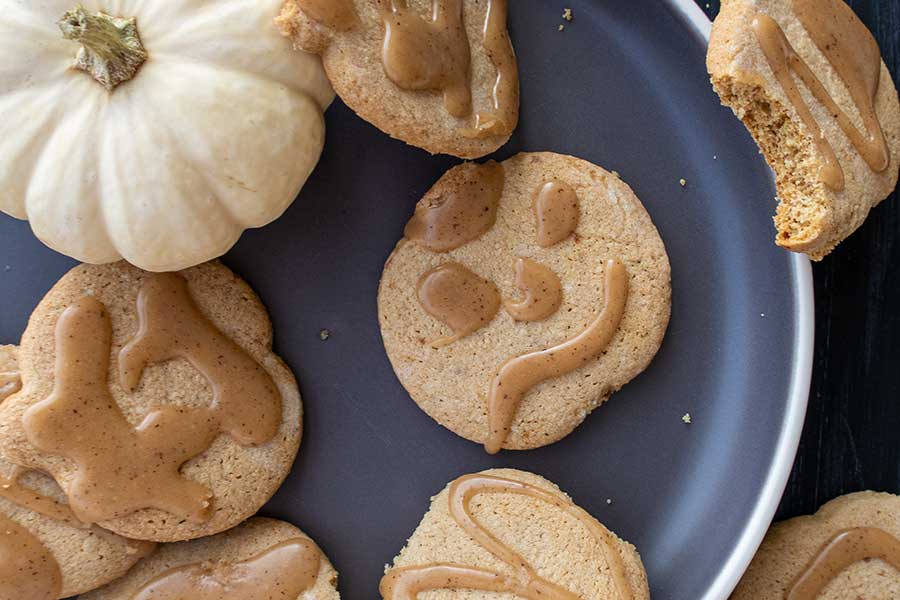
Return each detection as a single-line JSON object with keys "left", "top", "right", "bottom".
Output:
{"left": 0, "top": 0, "right": 333, "bottom": 271}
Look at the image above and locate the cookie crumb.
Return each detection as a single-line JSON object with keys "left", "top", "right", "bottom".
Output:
{"left": 682, "top": 412, "right": 692, "bottom": 424}
{"left": 610, "top": 170, "right": 620, "bottom": 178}
{"left": 563, "top": 8, "right": 573, "bottom": 21}
{"left": 558, "top": 24, "right": 565, "bottom": 31}
{"left": 679, "top": 178, "right": 687, "bottom": 187}
{"left": 319, "top": 329, "right": 331, "bottom": 341}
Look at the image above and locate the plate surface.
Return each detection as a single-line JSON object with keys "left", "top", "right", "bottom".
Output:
{"left": 0, "top": 1, "right": 812, "bottom": 598}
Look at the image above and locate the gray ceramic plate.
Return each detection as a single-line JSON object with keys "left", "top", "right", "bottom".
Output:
{"left": 0, "top": 1, "right": 813, "bottom": 599}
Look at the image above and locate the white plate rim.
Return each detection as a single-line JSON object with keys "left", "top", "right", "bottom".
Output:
{"left": 661, "top": 1, "right": 815, "bottom": 598}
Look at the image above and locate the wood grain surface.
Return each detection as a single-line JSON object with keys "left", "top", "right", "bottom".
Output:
{"left": 697, "top": 0, "right": 900, "bottom": 519}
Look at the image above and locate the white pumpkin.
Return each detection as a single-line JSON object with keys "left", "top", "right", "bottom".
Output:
{"left": 0, "top": 0, "right": 333, "bottom": 271}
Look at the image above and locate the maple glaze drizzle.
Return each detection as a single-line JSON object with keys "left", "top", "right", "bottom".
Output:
{"left": 533, "top": 181, "right": 580, "bottom": 247}
{"left": 405, "top": 161, "right": 505, "bottom": 252}
{"left": 299, "top": 0, "right": 357, "bottom": 30}
{"left": 0, "top": 466, "right": 82, "bottom": 527}
{"left": 22, "top": 274, "right": 281, "bottom": 524}
{"left": 119, "top": 273, "right": 282, "bottom": 447}
{"left": 460, "top": 0, "right": 519, "bottom": 138}
{"left": 504, "top": 258, "right": 562, "bottom": 322}
{"left": 382, "top": 0, "right": 472, "bottom": 118}
{"left": 751, "top": 0, "right": 889, "bottom": 191}
{"left": 0, "top": 513, "right": 61, "bottom": 600}
{"left": 0, "top": 371, "right": 20, "bottom": 402}
{"left": 486, "top": 259, "right": 628, "bottom": 454}
{"left": 417, "top": 263, "right": 500, "bottom": 347}
{"left": 380, "top": 473, "right": 633, "bottom": 600}
{"left": 131, "top": 538, "right": 321, "bottom": 600}
{"left": 787, "top": 527, "right": 900, "bottom": 600}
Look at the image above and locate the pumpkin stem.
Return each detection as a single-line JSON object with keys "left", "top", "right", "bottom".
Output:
{"left": 58, "top": 5, "right": 147, "bottom": 91}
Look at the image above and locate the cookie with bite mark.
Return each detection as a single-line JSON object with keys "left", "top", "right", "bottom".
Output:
{"left": 707, "top": 0, "right": 900, "bottom": 259}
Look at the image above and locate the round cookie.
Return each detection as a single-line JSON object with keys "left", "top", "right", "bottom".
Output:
{"left": 732, "top": 491, "right": 900, "bottom": 599}
{"left": 277, "top": 0, "right": 519, "bottom": 159}
{"left": 378, "top": 152, "right": 671, "bottom": 452}
{"left": 81, "top": 517, "right": 341, "bottom": 600}
{"left": 0, "top": 345, "right": 155, "bottom": 598}
{"left": 381, "top": 468, "right": 649, "bottom": 599}
{"left": 0, "top": 262, "right": 302, "bottom": 542}
{"left": 707, "top": 0, "right": 900, "bottom": 259}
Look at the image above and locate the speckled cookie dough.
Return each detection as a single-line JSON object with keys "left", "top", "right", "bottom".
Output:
{"left": 381, "top": 468, "right": 649, "bottom": 599}
{"left": 0, "top": 262, "right": 303, "bottom": 542}
{"left": 82, "top": 517, "right": 340, "bottom": 600}
{"left": 379, "top": 152, "right": 671, "bottom": 452}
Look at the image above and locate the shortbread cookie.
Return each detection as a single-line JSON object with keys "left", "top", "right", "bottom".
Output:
{"left": 277, "top": 0, "right": 519, "bottom": 158}
{"left": 732, "top": 491, "right": 900, "bottom": 599}
{"left": 0, "top": 262, "right": 302, "bottom": 542}
{"left": 82, "top": 517, "right": 340, "bottom": 600}
{"left": 378, "top": 152, "right": 671, "bottom": 453}
{"left": 707, "top": 0, "right": 900, "bottom": 259}
{"left": 381, "top": 468, "right": 649, "bottom": 599}
{"left": 0, "top": 345, "right": 154, "bottom": 599}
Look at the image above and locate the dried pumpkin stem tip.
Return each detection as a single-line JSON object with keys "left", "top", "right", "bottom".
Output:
{"left": 58, "top": 5, "right": 148, "bottom": 91}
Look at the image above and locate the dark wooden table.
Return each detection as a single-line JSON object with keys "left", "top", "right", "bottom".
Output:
{"left": 696, "top": 0, "right": 900, "bottom": 520}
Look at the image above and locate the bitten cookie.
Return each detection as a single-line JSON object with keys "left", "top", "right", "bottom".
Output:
{"left": 732, "top": 491, "right": 900, "bottom": 599}
{"left": 707, "top": 0, "right": 900, "bottom": 260}
{"left": 378, "top": 152, "right": 671, "bottom": 453}
{"left": 381, "top": 468, "right": 649, "bottom": 599}
{"left": 277, "top": 0, "right": 519, "bottom": 158}
{"left": 0, "top": 262, "right": 302, "bottom": 542}
{"left": 0, "top": 345, "right": 154, "bottom": 599}
{"left": 81, "top": 517, "right": 340, "bottom": 600}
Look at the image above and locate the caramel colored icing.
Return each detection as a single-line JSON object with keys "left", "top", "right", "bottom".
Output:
{"left": 0, "top": 512, "right": 62, "bottom": 600}
{"left": 417, "top": 263, "right": 500, "bottom": 348}
{"left": 131, "top": 538, "right": 321, "bottom": 600}
{"left": 300, "top": 0, "right": 357, "bottom": 30}
{"left": 380, "top": 473, "right": 633, "bottom": 600}
{"left": 752, "top": 0, "right": 889, "bottom": 191}
{"left": 0, "top": 466, "right": 81, "bottom": 527}
{"left": 22, "top": 274, "right": 281, "bottom": 524}
{"left": 0, "top": 371, "right": 20, "bottom": 402}
{"left": 504, "top": 258, "right": 562, "bottom": 322}
{"left": 405, "top": 161, "right": 505, "bottom": 252}
{"left": 787, "top": 527, "right": 900, "bottom": 600}
{"left": 533, "top": 181, "right": 580, "bottom": 247}
{"left": 460, "top": 0, "right": 519, "bottom": 138}
{"left": 382, "top": 0, "right": 472, "bottom": 118}
{"left": 23, "top": 296, "right": 218, "bottom": 524}
{"left": 120, "top": 273, "right": 281, "bottom": 446}
{"left": 486, "top": 259, "right": 628, "bottom": 454}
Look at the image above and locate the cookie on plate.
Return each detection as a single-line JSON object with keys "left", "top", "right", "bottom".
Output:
{"left": 277, "top": 0, "right": 519, "bottom": 159}
{"left": 0, "top": 345, "right": 154, "bottom": 599}
{"left": 0, "top": 262, "right": 302, "bottom": 542}
{"left": 378, "top": 152, "right": 671, "bottom": 453}
{"left": 381, "top": 468, "right": 649, "bottom": 599}
{"left": 707, "top": 0, "right": 900, "bottom": 259}
{"left": 732, "top": 491, "right": 900, "bottom": 599}
{"left": 81, "top": 517, "right": 340, "bottom": 600}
